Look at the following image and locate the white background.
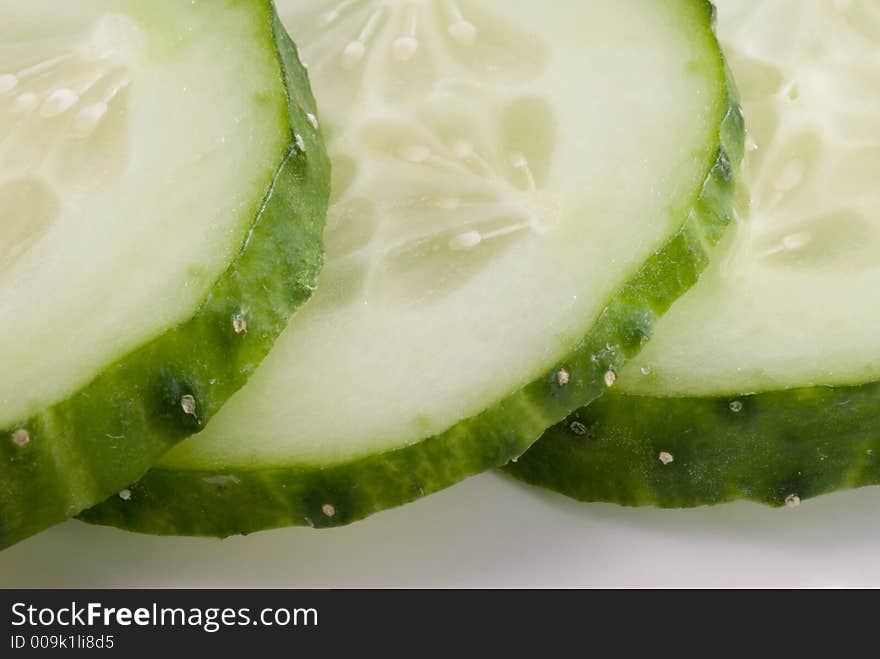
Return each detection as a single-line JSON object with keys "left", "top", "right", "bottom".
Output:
{"left": 2, "top": 472, "right": 880, "bottom": 588}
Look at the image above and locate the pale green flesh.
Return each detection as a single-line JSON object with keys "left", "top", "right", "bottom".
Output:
{"left": 622, "top": 0, "right": 880, "bottom": 397}
{"left": 164, "top": 0, "right": 724, "bottom": 470}
{"left": 0, "top": 0, "right": 288, "bottom": 426}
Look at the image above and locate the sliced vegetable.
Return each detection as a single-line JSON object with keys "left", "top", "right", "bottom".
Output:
{"left": 82, "top": 0, "right": 741, "bottom": 536}
{"left": 0, "top": 0, "right": 329, "bottom": 548}
{"left": 508, "top": 0, "right": 880, "bottom": 508}
{"left": 507, "top": 385, "right": 880, "bottom": 508}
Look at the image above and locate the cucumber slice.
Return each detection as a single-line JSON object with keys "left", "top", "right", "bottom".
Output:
{"left": 508, "top": 0, "right": 880, "bottom": 508}
{"left": 81, "top": 0, "right": 741, "bottom": 536}
{"left": 0, "top": 1, "right": 329, "bottom": 548}
{"left": 508, "top": 385, "right": 880, "bottom": 509}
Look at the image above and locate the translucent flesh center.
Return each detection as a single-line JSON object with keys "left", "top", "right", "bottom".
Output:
{"left": 0, "top": 12, "right": 138, "bottom": 276}
{"left": 622, "top": 0, "right": 880, "bottom": 396}
{"left": 164, "top": 0, "right": 724, "bottom": 469}
{"left": 0, "top": 0, "right": 287, "bottom": 425}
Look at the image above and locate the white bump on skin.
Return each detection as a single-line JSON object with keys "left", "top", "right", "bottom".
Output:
{"left": 295, "top": 134, "right": 306, "bottom": 152}
{"left": 306, "top": 112, "right": 319, "bottom": 130}
{"left": 730, "top": 400, "right": 743, "bottom": 413}
{"left": 322, "top": 504, "right": 336, "bottom": 517}
{"left": 604, "top": 370, "right": 617, "bottom": 388}
{"left": 659, "top": 452, "right": 674, "bottom": 465}
{"left": 785, "top": 494, "right": 801, "bottom": 508}
{"left": 118, "top": 489, "right": 132, "bottom": 501}
{"left": 570, "top": 421, "right": 588, "bottom": 436}
{"left": 232, "top": 313, "right": 248, "bottom": 334}
{"left": 11, "top": 429, "right": 30, "bottom": 447}
{"left": 556, "top": 369, "right": 571, "bottom": 387}
{"left": 181, "top": 395, "right": 197, "bottom": 416}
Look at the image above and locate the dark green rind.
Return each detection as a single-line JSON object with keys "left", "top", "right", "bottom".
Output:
{"left": 80, "top": 2, "right": 742, "bottom": 538}
{"left": 0, "top": 5, "right": 330, "bottom": 549}
{"left": 504, "top": 7, "right": 880, "bottom": 513}
{"left": 505, "top": 384, "right": 880, "bottom": 509}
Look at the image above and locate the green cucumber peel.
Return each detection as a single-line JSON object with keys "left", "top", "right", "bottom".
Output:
{"left": 508, "top": 0, "right": 880, "bottom": 509}
{"left": 1, "top": 2, "right": 329, "bottom": 548}
{"left": 507, "top": 385, "right": 880, "bottom": 509}
{"left": 82, "top": 0, "right": 742, "bottom": 537}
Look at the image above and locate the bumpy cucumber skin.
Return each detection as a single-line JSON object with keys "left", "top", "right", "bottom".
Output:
{"left": 0, "top": 6, "right": 330, "bottom": 549}
{"left": 504, "top": 8, "right": 880, "bottom": 512}
{"left": 80, "top": 1, "right": 742, "bottom": 538}
{"left": 505, "top": 384, "right": 880, "bottom": 509}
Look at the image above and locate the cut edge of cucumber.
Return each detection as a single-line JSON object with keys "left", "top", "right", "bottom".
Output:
{"left": 506, "top": 0, "right": 880, "bottom": 510}
{"left": 79, "top": 31, "right": 744, "bottom": 537}
{"left": 505, "top": 384, "right": 880, "bottom": 510}
{"left": 1, "top": 11, "right": 330, "bottom": 549}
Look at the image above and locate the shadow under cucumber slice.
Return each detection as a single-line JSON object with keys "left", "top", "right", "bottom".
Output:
{"left": 0, "top": 1, "right": 329, "bottom": 548}
{"left": 507, "top": 0, "right": 880, "bottom": 508}
{"left": 81, "top": 0, "right": 741, "bottom": 536}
